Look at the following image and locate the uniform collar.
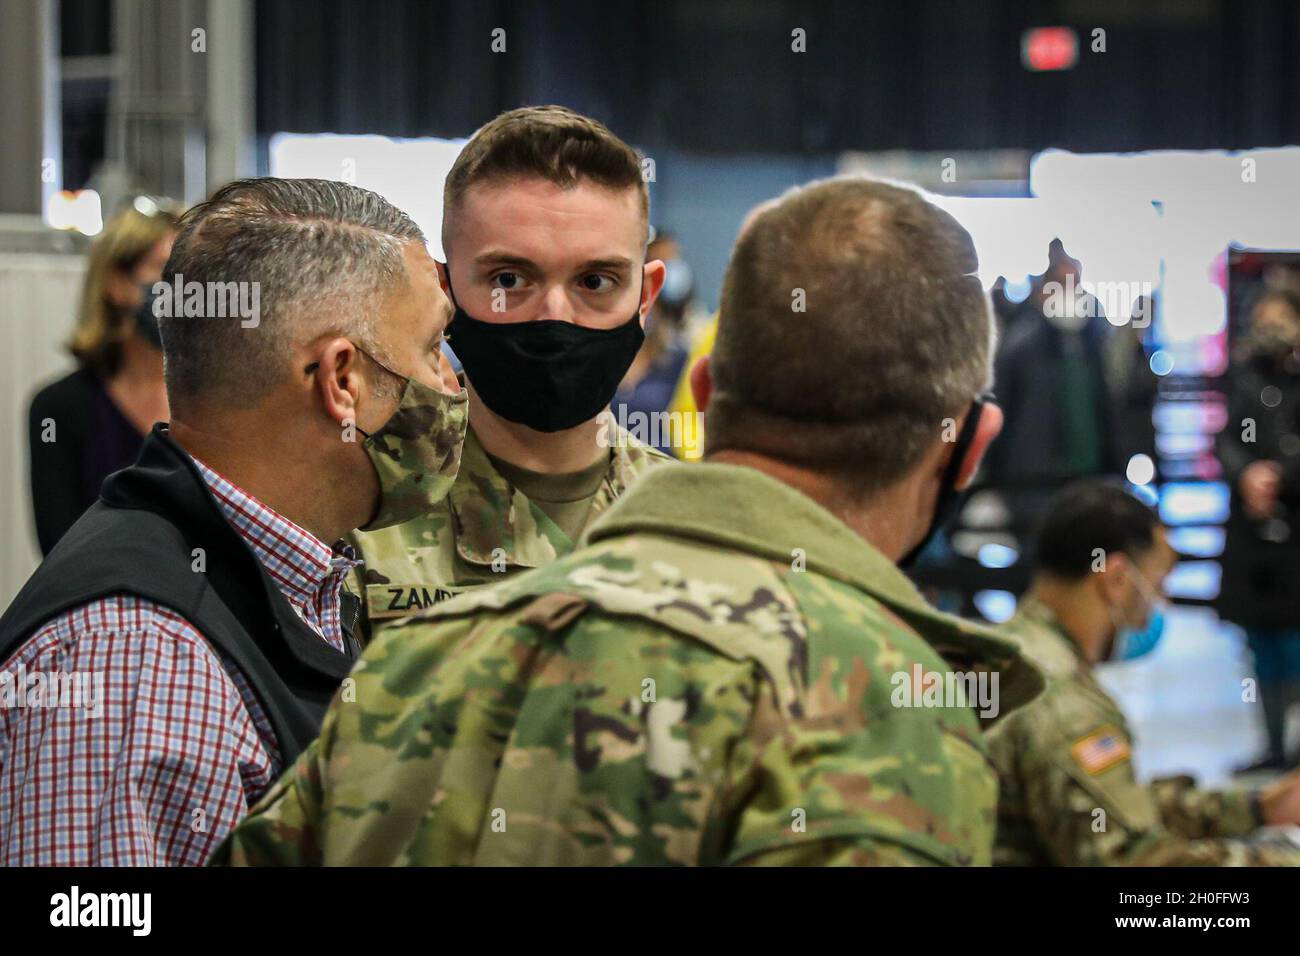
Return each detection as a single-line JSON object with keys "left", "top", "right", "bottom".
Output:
{"left": 586, "top": 461, "right": 1044, "bottom": 706}
{"left": 590, "top": 460, "right": 928, "bottom": 599}
{"left": 447, "top": 424, "right": 659, "bottom": 570}
{"left": 1001, "top": 594, "right": 1098, "bottom": 691}
{"left": 1015, "top": 594, "right": 1092, "bottom": 665}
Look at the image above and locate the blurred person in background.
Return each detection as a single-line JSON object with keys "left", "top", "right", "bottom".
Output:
{"left": 27, "top": 199, "right": 179, "bottom": 554}
{"left": 988, "top": 275, "right": 1019, "bottom": 331}
{"left": 665, "top": 199, "right": 778, "bottom": 461}
{"left": 665, "top": 311, "right": 715, "bottom": 461}
{"left": 990, "top": 481, "right": 1300, "bottom": 866}
{"left": 984, "top": 239, "right": 1122, "bottom": 538}
{"left": 1105, "top": 294, "right": 1160, "bottom": 478}
{"left": 611, "top": 228, "right": 691, "bottom": 452}
{"left": 1218, "top": 287, "right": 1300, "bottom": 772}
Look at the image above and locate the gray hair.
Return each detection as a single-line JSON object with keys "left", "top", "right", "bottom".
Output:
{"left": 159, "top": 177, "right": 424, "bottom": 408}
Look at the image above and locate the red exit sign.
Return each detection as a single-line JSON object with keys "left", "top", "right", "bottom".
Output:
{"left": 1022, "top": 26, "right": 1078, "bottom": 71}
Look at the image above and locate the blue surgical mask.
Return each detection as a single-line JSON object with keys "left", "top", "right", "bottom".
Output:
{"left": 1114, "top": 605, "right": 1166, "bottom": 661}
{"left": 1111, "top": 566, "right": 1167, "bottom": 662}
{"left": 658, "top": 259, "right": 694, "bottom": 310}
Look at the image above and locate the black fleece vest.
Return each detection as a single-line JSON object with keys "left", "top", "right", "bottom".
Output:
{"left": 0, "top": 425, "right": 359, "bottom": 765}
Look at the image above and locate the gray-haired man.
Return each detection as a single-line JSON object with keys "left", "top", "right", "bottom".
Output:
{"left": 0, "top": 178, "right": 467, "bottom": 865}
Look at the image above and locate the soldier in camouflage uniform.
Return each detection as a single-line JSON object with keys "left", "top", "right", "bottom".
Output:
{"left": 989, "top": 481, "right": 1300, "bottom": 865}
{"left": 214, "top": 176, "right": 1044, "bottom": 866}
{"left": 350, "top": 421, "right": 669, "bottom": 631}
{"left": 347, "top": 106, "right": 673, "bottom": 638}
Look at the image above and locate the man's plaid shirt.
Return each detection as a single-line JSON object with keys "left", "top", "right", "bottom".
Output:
{"left": 0, "top": 457, "right": 358, "bottom": 865}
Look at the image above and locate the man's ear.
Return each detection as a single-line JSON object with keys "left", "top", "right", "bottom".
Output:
{"left": 313, "top": 337, "right": 365, "bottom": 428}
{"left": 953, "top": 402, "right": 1004, "bottom": 491}
{"left": 689, "top": 354, "right": 713, "bottom": 414}
{"left": 639, "top": 258, "right": 668, "bottom": 326}
{"left": 1094, "top": 550, "right": 1132, "bottom": 605}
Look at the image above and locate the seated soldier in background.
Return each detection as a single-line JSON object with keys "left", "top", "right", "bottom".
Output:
{"left": 214, "top": 175, "right": 1044, "bottom": 867}
{"left": 989, "top": 481, "right": 1300, "bottom": 865}
{"left": 348, "top": 106, "right": 671, "bottom": 637}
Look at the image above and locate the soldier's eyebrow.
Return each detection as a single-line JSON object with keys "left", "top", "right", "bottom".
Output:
{"left": 472, "top": 253, "right": 636, "bottom": 276}
{"left": 576, "top": 257, "right": 634, "bottom": 275}
{"left": 474, "top": 252, "right": 538, "bottom": 272}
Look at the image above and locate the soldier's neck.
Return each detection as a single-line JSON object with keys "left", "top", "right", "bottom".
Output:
{"left": 1030, "top": 579, "right": 1110, "bottom": 664}
{"left": 706, "top": 450, "right": 918, "bottom": 563}
{"left": 466, "top": 383, "right": 608, "bottom": 475}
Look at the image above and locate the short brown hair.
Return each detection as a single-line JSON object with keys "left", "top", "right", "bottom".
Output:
{"left": 442, "top": 105, "right": 648, "bottom": 249}
{"left": 706, "top": 176, "right": 994, "bottom": 494}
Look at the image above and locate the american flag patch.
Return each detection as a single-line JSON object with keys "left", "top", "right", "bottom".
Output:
{"left": 1070, "top": 726, "right": 1131, "bottom": 775}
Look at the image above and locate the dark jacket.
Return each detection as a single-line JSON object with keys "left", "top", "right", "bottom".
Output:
{"left": 985, "top": 310, "right": 1124, "bottom": 536}
{"left": 1216, "top": 351, "right": 1300, "bottom": 629}
{"left": 28, "top": 367, "right": 145, "bottom": 555}
{"left": 0, "top": 425, "right": 360, "bottom": 764}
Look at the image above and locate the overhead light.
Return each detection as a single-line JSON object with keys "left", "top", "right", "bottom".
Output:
{"left": 1126, "top": 453, "right": 1156, "bottom": 486}
{"left": 47, "top": 189, "right": 104, "bottom": 236}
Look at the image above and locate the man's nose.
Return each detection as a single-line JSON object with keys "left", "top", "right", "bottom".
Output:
{"left": 536, "top": 285, "right": 577, "bottom": 324}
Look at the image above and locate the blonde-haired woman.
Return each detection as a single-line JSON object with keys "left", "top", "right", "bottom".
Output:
{"left": 28, "top": 199, "right": 179, "bottom": 554}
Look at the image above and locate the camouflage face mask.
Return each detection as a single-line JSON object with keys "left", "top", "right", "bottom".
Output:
{"left": 358, "top": 370, "right": 469, "bottom": 532}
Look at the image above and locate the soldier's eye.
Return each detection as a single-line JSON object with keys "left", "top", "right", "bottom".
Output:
{"left": 580, "top": 274, "right": 616, "bottom": 293}
{"left": 490, "top": 272, "right": 524, "bottom": 291}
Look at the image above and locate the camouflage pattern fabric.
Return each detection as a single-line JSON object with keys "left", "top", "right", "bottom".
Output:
{"left": 361, "top": 382, "right": 468, "bottom": 531}
{"left": 348, "top": 423, "right": 670, "bottom": 634}
{"left": 213, "top": 462, "right": 1043, "bottom": 866}
{"left": 988, "top": 597, "right": 1300, "bottom": 866}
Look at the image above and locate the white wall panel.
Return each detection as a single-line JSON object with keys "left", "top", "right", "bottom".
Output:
{"left": 0, "top": 253, "right": 85, "bottom": 609}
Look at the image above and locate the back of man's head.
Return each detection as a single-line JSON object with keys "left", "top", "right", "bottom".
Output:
{"left": 160, "top": 177, "right": 424, "bottom": 414}
{"left": 1034, "top": 480, "right": 1161, "bottom": 581}
{"left": 706, "top": 176, "right": 993, "bottom": 495}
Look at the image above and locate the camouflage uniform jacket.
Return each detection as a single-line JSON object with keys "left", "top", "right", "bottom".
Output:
{"left": 988, "top": 597, "right": 1296, "bottom": 866}
{"left": 347, "top": 424, "right": 671, "bottom": 636}
{"left": 214, "top": 463, "right": 1044, "bottom": 867}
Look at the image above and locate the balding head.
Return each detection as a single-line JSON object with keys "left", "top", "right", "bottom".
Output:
{"left": 706, "top": 176, "right": 994, "bottom": 495}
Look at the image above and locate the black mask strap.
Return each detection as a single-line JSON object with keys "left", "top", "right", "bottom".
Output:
{"left": 303, "top": 343, "right": 406, "bottom": 442}
{"left": 899, "top": 394, "right": 992, "bottom": 569}
{"left": 443, "top": 266, "right": 462, "bottom": 311}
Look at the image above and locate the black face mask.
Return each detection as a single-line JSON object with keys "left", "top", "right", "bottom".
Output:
{"left": 445, "top": 273, "right": 645, "bottom": 433}
{"left": 899, "top": 395, "right": 991, "bottom": 569}
{"left": 133, "top": 283, "right": 163, "bottom": 350}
